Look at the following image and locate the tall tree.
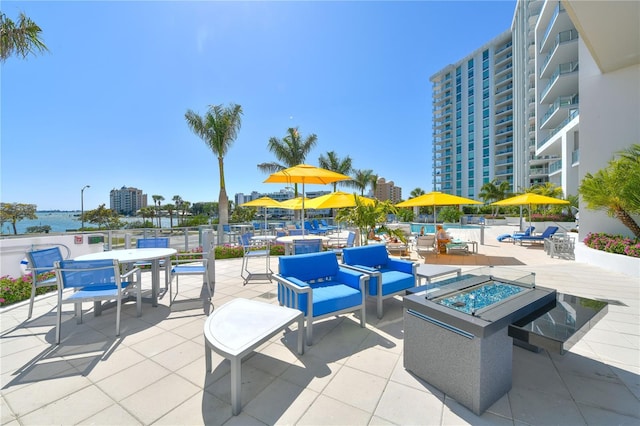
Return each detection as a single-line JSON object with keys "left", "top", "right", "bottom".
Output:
{"left": 257, "top": 127, "right": 318, "bottom": 198}
{"left": 479, "top": 179, "right": 511, "bottom": 217}
{"left": 164, "top": 203, "right": 175, "bottom": 228}
{"left": 0, "top": 202, "right": 36, "bottom": 234}
{"left": 344, "top": 169, "right": 375, "bottom": 196}
{"left": 185, "top": 104, "right": 242, "bottom": 232}
{"left": 0, "top": 12, "right": 48, "bottom": 62}
{"left": 318, "top": 151, "right": 353, "bottom": 192}
{"left": 151, "top": 195, "right": 164, "bottom": 227}
{"left": 172, "top": 195, "right": 183, "bottom": 225}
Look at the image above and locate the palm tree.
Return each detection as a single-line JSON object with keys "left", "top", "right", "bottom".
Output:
{"left": 185, "top": 103, "right": 243, "bottom": 233}
{"left": 257, "top": 127, "right": 318, "bottom": 198}
{"left": 529, "top": 182, "right": 563, "bottom": 198}
{"left": 172, "top": 195, "right": 183, "bottom": 225}
{"left": 344, "top": 169, "right": 374, "bottom": 196}
{"left": 151, "top": 195, "right": 164, "bottom": 228}
{"left": 579, "top": 144, "right": 640, "bottom": 237}
{"left": 318, "top": 151, "right": 352, "bottom": 192}
{"left": 479, "top": 179, "right": 511, "bottom": 217}
{"left": 409, "top": 187, "right": 427, "bottom": 216}
{"left": 0, "top": 12, "right": 48, "bottom": 62}
{"left": 164, "top": 203, "right": 175, "bottom": 229}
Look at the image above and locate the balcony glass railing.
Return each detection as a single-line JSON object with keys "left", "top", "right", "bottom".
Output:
{"left": 541, "top": 94, "right": 579, "bottom": 125}
{"left": 495, "top": 62, "right": 513, "bottom": 74}
{"left": 495, "top": 73, "right": 513, "bottom": 84}
{"left": 539, "top": 30, "right": 579, "bottom": 74}
{"left": 540, "top": 62, "right": 579, "bottom": 100}
{"left": 549, "top": 160, "right": 562, "bottom": 173}
{"left": 571, "top": 149, "right": 579, "bottom": 164}
{"left": 541, "top": 2, "right": 565, "bottom": 51}
{"left": 538, "top": 108, "right": 579, "bottom": 148}
{"left": 495, "top": 41, "right": 513, "bottom": 55}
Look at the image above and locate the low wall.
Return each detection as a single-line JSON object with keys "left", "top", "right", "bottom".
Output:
{"left": 575, "top": 242, "right": 640, "bottom": 279}
{"left": 0, "top": 234, "right": 105, "bottom": 278}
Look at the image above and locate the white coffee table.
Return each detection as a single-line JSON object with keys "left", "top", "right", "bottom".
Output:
{"left": 204, "top": 298, "right": 304, "bottom": 415}
{"left": 415, "top": 264, "right": 462, "bottom": 285}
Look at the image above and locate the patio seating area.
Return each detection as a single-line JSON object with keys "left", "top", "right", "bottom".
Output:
{"left": 1, "top": 225, "right": 639, "bottom": 425}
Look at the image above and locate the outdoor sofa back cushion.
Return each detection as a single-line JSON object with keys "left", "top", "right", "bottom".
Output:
{"left": 342, "top": 244, "right": 389, "bottom": 269}
{"left": 279, "top": 251, "right": 339, "bottom": 282}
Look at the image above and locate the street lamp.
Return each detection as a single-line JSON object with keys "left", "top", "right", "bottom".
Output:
{"left": 81, "top": 185, "right": 90, "bottom": 230}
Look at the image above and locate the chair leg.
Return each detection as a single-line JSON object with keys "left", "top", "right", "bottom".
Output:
{"left": 28, "top": 285, "right": 36, "bottom": 319}
{"left": 377, "top": 296, "right": 383, "bottom": 320}
{"left": 306, "top": 318, "right": 313, "bottom": 346}
{"left": 136, "top": 283, "right": 142, "bottom": 317}
{"left": 115, "top": 297, "right": 121, "bottom": 337}
{"left": 56, "top": 297, "right": 62, "bottom": 345}
{"left": 75, "top": 302, "right": 83, "bottom": 324}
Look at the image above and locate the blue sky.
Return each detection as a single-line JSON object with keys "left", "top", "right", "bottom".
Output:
{"left": 2, "top": 0, "right": 515, "bottom": 211}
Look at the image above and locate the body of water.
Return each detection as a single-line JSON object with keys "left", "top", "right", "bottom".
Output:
{"left": 2, "top": 211, "right": 175, "bottom": 235}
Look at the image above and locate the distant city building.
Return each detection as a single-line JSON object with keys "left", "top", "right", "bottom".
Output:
{"left": 110, "top": 186, "right": 146, "bottom": 215}
{"left": 375, "top": 178, "right": 402, "bottom": 203}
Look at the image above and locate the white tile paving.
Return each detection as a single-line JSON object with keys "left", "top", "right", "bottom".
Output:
{"left": 1, "top": 225, "right": 639, "bottom": 425}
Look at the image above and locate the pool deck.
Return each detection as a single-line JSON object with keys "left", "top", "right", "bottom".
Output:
{"left": 1, "top": 225, "right": 639, "bottom": 425}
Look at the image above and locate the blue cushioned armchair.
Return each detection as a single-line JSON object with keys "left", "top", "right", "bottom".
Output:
{"left": 274, "top": 251, "right": 366, "bottom": 345}
{"left": 342, "top": 244, "right": 418, "bottom": 319}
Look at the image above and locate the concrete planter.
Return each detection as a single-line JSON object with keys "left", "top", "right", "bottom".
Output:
{"left": 575, "top": 243, "right": 640, "bottom": 278}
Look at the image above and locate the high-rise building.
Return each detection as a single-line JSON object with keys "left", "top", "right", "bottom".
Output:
{"left": 430, "top": 30, "right": 514, "bottom": 198}
{"left": 432, "top": 0, "right": 639, "bottom": 244}
{"left": 375, "top": 178, "right": 402, "bottom": 203}
{"left": 110, "top": 186, "right": 147, "bottom": 215}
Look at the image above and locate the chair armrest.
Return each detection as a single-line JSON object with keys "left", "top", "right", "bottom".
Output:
{"left": 272, "top": 274, "right": 310, "bottom": 291}
{"left": 386, "top": 258, "right": 415, "bottom": 274}
{"left": 121, "top": 267, "right": 141, "bottom": 284}
{"left": 335, "top": 268, "right": 368, "bottom": 292}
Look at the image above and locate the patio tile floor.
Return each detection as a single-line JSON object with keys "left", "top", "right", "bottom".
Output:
{"left": 1, "top": 225, "right": 639, "bottom": 425}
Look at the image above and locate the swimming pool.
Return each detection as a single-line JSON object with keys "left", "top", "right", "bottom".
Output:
{"left": 409, "top": 223, "right": 480, "bottom": 234}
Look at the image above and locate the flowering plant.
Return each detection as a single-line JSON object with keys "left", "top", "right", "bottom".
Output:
{"left": 583, "top": 232, "right": 640, "bottom": 258}
{"left": 0, "top": 272, "right": 56, "bottom": 307}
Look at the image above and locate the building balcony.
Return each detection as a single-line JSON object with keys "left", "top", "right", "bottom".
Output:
{"left": 539, "top": 62, "right": 579, "bottom": 104}
{"left": 540, "top": 95, "right": 579, "bottom": 129}
{"left": 539, "top": 29, "right": 579, "bottom": 77}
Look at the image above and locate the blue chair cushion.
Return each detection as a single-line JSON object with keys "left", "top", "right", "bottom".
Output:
{"left": 368, "top": 270, "right": 415, "bottom": 296}
{"left": 309, "top": 282, "right": 363, "bottom": 317}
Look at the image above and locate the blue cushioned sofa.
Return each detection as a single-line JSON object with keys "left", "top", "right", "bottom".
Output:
{"left": 274, "top": 251, "right": 366, "bottom": 345}
{"left": 342, "top": 244, "right": 418, "bottom": 319}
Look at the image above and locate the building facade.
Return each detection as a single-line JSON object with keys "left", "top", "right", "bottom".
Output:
{"left": 431, "top": 30, "right": 515, "bottom": 199}
{"left": 109, "top": 186, "right": 147, "bottom": 215}
{"left": 374, "top": 178, "right": 402, "bottom": 203}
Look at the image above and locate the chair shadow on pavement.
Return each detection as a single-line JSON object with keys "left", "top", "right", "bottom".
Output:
{"left": 1, "top": 304, "right": 171, "bottom": 390}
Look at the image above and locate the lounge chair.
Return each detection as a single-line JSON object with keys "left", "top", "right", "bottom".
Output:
{"left": 496, "top": 226, "right": 535, "bottom": 242}
{"left": 415, "top": 235, "right": 436, "bottom": 259}
{"left": 513, "top": 226, "right": 559, "bottom": 245}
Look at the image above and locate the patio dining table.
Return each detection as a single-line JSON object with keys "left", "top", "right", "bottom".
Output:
{"left": 275, "top": 235, "right": 330, "bottom": 255}
{"left": 75, "top": 247, "right": 176, "bottom": 307}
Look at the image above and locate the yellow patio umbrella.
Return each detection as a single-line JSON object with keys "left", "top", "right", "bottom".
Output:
{"left": 239, "top": 196, "right": 283, "bottom": 231}
{"left": 279, "top": 197, "right": 311, "bottom": 210}
{"left": 264, "top": 164, "right": 351, "bottom": 225}
{"left": 395, "top": 191, "right": 482, "bottom": 229}
{"left": 305, "top": 191, "right": 376, "bottom": 209}
{"left": 491, "top": 193, "right": 569, "bottom": 230}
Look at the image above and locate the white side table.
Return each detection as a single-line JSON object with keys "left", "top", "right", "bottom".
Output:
{"left": 204, "top": 299, "right": 304, "bottom": 415}
{"left": 415, "top": 264, "right": 462, "bottom": 286}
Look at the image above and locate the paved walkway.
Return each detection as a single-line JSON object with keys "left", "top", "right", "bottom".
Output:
{"left": 1, "top": 225, "right": 638, "bottom": 425}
